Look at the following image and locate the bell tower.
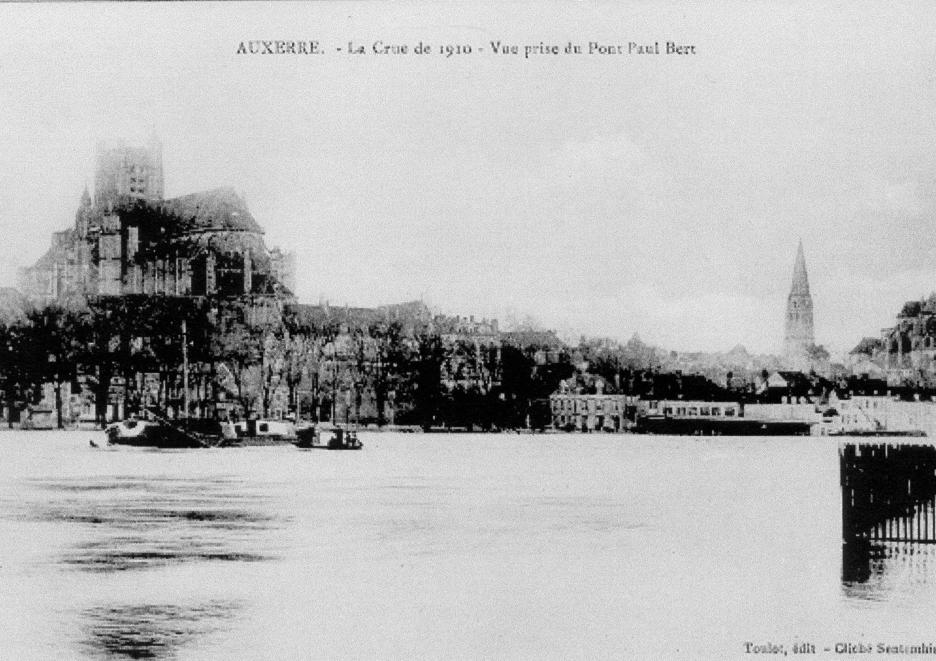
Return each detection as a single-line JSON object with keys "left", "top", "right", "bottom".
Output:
{"left": 93, "top": 134, "right": 165, "bottom": 208}
{"left": 783, "top": 240, "right": 815, "bottom": 366}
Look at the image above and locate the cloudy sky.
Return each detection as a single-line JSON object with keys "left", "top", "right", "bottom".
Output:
{"left": 1, "top": 2, "right": 935, "bottom": 354}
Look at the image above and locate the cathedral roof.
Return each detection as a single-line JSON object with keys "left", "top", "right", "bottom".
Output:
{"left": 29, "top": 228, "right": 77, "bottom": 270}
{"left": 790, "top": 239, "right": 810, "bottom": 296}
{"left": 174, "top": 231, "right": 272, "bottom": 267}
{"left": 160, "top": 188, "right": 263, "bottom": 235}
{"left": 850, "top": 337, "right": 883, "bottom": 355}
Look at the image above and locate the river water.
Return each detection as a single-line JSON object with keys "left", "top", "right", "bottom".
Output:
{"left": 0, "top": 431, "right": 934, "bottom": 660}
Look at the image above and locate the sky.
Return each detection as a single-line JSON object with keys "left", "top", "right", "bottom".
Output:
{"left": 1, "top": 1, "right": 935, "bottom": 355}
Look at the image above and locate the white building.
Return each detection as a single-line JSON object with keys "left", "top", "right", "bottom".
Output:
{"left": 549, "top": 392, "right": 637, "bottom": 432}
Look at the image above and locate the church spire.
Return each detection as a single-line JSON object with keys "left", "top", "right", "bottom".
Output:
{"left": 790, "top": 239, "right": 810, "bottom": 296}
{"left": 783, "top": 239, "right": 815, "bottom": 368}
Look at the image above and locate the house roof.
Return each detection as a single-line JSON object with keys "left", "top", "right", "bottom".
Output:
{"left": 291, "top": 303, "right": 395, "bottom": 331}
{"left": 500, "top": 329, "right": 565, "bottom": 349}
{"left": 378, "top": 301, "right": 432, "bottom": 319}
{"left": 832, "top": 375, "right": 889, "bottom": 399}
{"left": 769, "top": 370, "right": 828, "bottom": 394}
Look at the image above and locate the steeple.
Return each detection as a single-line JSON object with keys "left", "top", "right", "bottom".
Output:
{"left": 783, "top": 240, "right": 815, "bottom": 368}
{"left": 790, "top": 239, "right": 810, "bottom": 296}
{"left": 80, "top": 183, "right": 91, "bottom": 207}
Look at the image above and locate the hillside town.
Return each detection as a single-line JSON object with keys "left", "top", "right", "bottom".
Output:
{"left": 3, "top": 138, "right": 936, "bottom": 436}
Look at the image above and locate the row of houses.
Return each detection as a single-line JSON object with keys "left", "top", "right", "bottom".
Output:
{"left": 549, "top": 393, "right": 745, "bottom": 432}
{"left": 549, "top": 371, "right": 936, "bottom": 434}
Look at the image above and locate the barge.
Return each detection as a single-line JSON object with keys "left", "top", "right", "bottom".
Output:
{"left": 105, "top": 416, "right": 299, "bottom": 448}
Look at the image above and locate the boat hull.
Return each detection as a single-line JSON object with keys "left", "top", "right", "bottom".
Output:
{"left": 219, "top": 436, "right": 297, "bottom": 447}
{"left": 105, "top": 421, "right": 206, "bottom": 448}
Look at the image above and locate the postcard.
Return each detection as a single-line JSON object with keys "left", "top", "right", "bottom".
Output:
{"left": 1, "top": 2, "right": 935, "bottom": 659}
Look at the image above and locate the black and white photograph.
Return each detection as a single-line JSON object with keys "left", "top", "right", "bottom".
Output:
{"left": 2, "top": 2, "right": 936, "bottom": 658}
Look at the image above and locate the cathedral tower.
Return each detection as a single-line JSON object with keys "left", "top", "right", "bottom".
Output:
{"left": 93, "top": 137, "right": 164, "bottom": 208}
{"left": 783, "top": 240, "right": 815, "bottom": 366}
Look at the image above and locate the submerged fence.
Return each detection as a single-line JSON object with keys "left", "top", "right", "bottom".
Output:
{"left": 840, "top": 442, "right": 936, "bottom": 543}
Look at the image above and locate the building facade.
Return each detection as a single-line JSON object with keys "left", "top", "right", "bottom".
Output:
{"left": 638, "top": 399, "right": 742, "bottom": 419}
{"left": 550, "top": 392, "right": 636, "bottom": 432}
{"left": 876, "top": 294, "right": 936, "bottom": 383}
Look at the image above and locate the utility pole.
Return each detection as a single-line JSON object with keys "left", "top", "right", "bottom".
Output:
{"left": 49, "top": 354, "right": 62, "bottom": 429}
{"left": 54, "top": 368, "right": 62, "bottom": 429}
{"left": 182, "top": 319, "right": 189, "bottom": 419}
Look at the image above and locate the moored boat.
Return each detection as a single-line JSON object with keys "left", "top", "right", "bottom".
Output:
{"left": 104, "top": 416, "right": 301, "bottom": 448}
{"left": 105, "top": 418, "right": 207, "bottom": 448}
{"left": 220, "top": 419, "right": 297, "bottom": 446}
{"left": 295, "top": 425, "right": 362, "bottom": 450}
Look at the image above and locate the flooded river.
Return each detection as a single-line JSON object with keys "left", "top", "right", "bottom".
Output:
{"left": 0, "top": 431, "right": 933, "bottom": 659}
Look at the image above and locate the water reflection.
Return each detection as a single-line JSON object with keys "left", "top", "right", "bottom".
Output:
{"left": 78, "top": 600, "right": 242, "bottom": 660}
{"left": 842, "top": 539, "right": 882, "bottom": 585}
{"left": 63, "top": 538, "right": 270, "bottom": 572}
{"left": 19, "top": 475, "right": 282, "bottom": 572}
{"left": 841, "top": 540, "right": 936, "bottom": 602}
{"left": 5, "top": 475, "right": 280, "bottom": 659}
{"left": 840, "top": 442, "right": 936, "bottom": 599}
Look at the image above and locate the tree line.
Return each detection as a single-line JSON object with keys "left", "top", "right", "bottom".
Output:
{"left": 1, "top": 295, "right": 758, "bottom": 431}
{"left": 0, "top": 296, "right": 581, "bottom": 430}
